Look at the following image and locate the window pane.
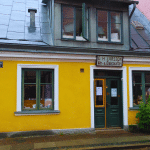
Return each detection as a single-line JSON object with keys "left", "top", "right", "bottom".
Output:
{"left": 63, "top": 19, "right": 74, "bottom": 38}
{"left": 62, "top": 6, "right": 74, "bottom": 38}
{"left": 145, "top": 84, "right": 150, "bottom": 100}
{"left": 76, "top": 8, "right": 82, "bottom": 36}
{"left": 111, "top": 80, "right": 118, "bottom": 105}
{"left": 40, "top": 84, "right": 52, "bottom": 109}
{"left": 111, "top": 12, "right": 121, "bottom": 23}
{"left": 133, "top": 73, "right": 142, "bottom": 83}
{"left": 111, "top": 12, "right": 121, "bottom": 42}
{"left": 145, "top": 73, "right": 150, "bottom": 83}
{"left": 96, "top": 80, "right": 103, "bottom": 106}
{"left": 24, "top": 84, "right": 36, "bottom": 109}
{"left": 41, "top": 71, "right": 52, "bottom": 83}
{"left": 97, "top": 10, "right": 108, "bottom": 41}
{"left": 133, "top": 84, "right": 142, "bottom": 106}
{"left": 63, "top": 6, "right": 74, "bottom": 18}
{"left": 24, "top": 71, "right": 36, "bottom": 83}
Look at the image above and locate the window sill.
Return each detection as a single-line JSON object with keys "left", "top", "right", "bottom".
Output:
{"left": 129, "top": 107, "right": 139, "bottom": 110}
{"left": 14, "top": 110, "right": 60, "bottom": 116}
{"left": 61, "top": 38, "right": 89, "bottom": 42}
{"left": 97, "top": 41, "right": 123, "bottom": 45}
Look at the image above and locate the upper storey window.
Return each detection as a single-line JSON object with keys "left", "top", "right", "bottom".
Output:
{"left": 97, "top": 10, "right": 122, "bottom": 43}
{"left": 62, "top": 4, "right": 89, "bottom": 41}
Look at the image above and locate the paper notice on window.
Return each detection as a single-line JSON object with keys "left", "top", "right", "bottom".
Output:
{"left": 111, "top": 88, "right": 117, "bottom": 97}
{"left": 96, "top": 87, "right": 102, "bottom": 96}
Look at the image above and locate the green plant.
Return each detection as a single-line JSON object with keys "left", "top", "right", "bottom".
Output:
{"left": 136, "top": 96, "right": 150, "bottom": 131}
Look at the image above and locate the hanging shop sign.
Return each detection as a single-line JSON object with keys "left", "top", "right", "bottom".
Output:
{"left": 96, "top": 56, "right": 123, "bottom": 67}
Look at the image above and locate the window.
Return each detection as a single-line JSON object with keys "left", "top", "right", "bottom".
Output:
{"left": 16, "top": 64, "right": 59, "bottom": 115}
{"left": 97, "top": 10, "right": 122, "bottom": 43}
{"left": 133, "top": 72, "right": 150, "bottom": 106}
{"left": 22, "top": 69, "right": 54, "bottom": 110}
{"left": 62, "top": 3, "right": 89, "bottom": 41}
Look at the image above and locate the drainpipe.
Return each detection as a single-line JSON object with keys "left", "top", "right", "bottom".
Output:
{"left": 129, "top": 1, "right": 139, "bottom": 50}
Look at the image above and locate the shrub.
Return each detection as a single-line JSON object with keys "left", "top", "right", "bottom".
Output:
{"left": 136, "top": 96, "right": 150, "bottom": 131}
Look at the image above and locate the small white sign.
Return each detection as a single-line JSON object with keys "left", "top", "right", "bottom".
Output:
{"left": 111, "top": 88, "right": 117, "bottom": 97}
{"left": 96, "top": 87, "right": 102, "bottom": 96}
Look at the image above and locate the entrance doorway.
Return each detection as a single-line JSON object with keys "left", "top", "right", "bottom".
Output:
{"left": 94, "top": 70, "right": 123, "bottom": 128}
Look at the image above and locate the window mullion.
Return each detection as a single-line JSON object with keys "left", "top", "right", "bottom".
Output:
{"left": 142, "top": 72, "right": 146, "bottom": 103}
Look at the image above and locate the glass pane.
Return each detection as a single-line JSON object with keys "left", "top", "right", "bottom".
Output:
{"left": 63, "top": 6, "right": 74, "bottom": 18}
{"left": 24, "top": 71, "right": 36, "bottom": 83}
{"left": 41, "top": 71, "right": 52, "bottom": 83}
{"left": 62, "top": 6, "right": 74, "bottom": 39}
{"left": 98, "top": 22, "right": 108, "bottom": 41}
{"left": 133, "top": 73, "right": 142, "bottom": 83}
{"left": 98, "top": 10, "right": 108, "bottom": 22}
{"left": 111, "top": 12, "right": 121, "bottom": 23}
{"left": 145, "top": 73, "right": 150, "bottom": 83}
{"left": 24, "top": 84, "right": 36, "bottom": 109}
{"left": 133, "top": 84, "right": 142, "bottom": 106}
{"left": 96, "top": 80, "right": 103, "bottom": 106}
{"left": 111, "top": 23, "right": 121, "bottom": 42}
{"left": 40, "top": 84, "right": 52, "bottom": 109}
{"left": 111, "top": 12, "right": 121, "bottom": 42}
{"left": 145, "top": 84, "right": 150, "bottom": 101}
{"left": 111, "top": 80, "right": 118, "bottom": 105}
{"left": 63, "top": 19, "right": 74, "bottom": 38}
{"left": 97, "top": 10, "right": 108, "bottom": 41}
{"left": 76, "top": 8, "right": 82, "bottom": 36}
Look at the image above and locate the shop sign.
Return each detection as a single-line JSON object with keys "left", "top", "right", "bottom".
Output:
{"left": 96, "top": 56, "right": 123, "bottom": 67}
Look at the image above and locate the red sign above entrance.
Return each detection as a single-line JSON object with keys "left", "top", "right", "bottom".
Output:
{"left": 96, "top": 56, "right": 123, "bottom": 67}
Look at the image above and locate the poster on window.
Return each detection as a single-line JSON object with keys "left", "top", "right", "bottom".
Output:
{"left": 111, "top": 88, "right": 117, "bottom": 97}
{"left": 96, "top": 87, "right": 102, "bottom": 96}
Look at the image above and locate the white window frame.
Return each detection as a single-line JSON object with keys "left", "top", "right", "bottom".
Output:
{"left": 16, "top": 64, "right": 59, "bottom": 112}
{"left": 129, "top": 67, "right": 150, "bottom": 108}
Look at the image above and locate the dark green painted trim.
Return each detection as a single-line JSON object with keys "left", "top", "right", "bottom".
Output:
{"left": 14, "top": 110, "right": 60, "bottom": 114}
{"left": 21, "top": 69, "right": 54, "bottom": 111}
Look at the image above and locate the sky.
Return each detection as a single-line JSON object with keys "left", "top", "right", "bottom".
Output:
{"left": 136, "top": 0, "right": 150, "bottom": 21}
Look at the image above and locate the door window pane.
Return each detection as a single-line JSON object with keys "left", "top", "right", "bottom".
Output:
{"left": 96, "top": 80, "right": 103, "bottom": 106}
{"left": 111, "top": 80, "right": 118, "bottom": 105}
